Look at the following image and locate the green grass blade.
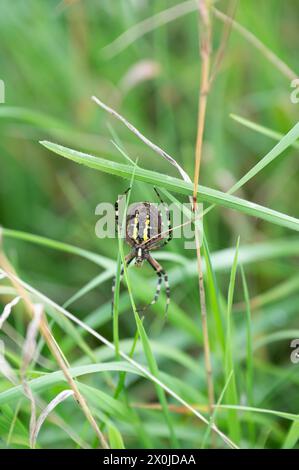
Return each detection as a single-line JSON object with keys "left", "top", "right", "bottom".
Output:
{"left": 114, "top": 328, "right": 140, "bottom": 399}
{"left": 112, "top": 254, "right": 122, "bottom": 358}
{"left": 218, "top": 405, "right": 299, "bottom": 422}
{"left": 108, "top": 423, "right": 125, "bottom": 449}
{"left": 133, "top": 312, "right": 179, "bottom": 447}
{"left": 225, "top": 237, "right": 241, "bottom": 444}
{"left": 228, "top": 122, "right": 299, "bottom": 194}
{"left": 3, "top": 227, "right": 299, "bottom": 283}
{"left": 242, "top": 274, "right": 299, "bottom": 311}
{"left": 201, "top": 371, "right": 234, "bottom": 449}
{"left": 202, "top": 234, "right": 225, "bottom": 353}
{"left": 231, "top": 114, "right": 299, "bottom": 150}
{"left": 63, "top": 269, "right": 114, "bottom": 309}
{"left": 119, "top": 217, "right": 179, "bottom": 448}
{"left": 113, "top": 163, "right": 137, "bottom": 357}
{"left": 0, "top": 106, "right": 69, "bottom": 131}
{"left": 203, "top": 121, "right": 299, "bottom": 219}
{"left": 110, "top": 165, "right": 178, "bottom": 446}
{"left": 283, "top": 421, "right": 299, "bottom": 449}
{"left": 0, "top": 362, "right": 141, "bottom": 406}
{"left": 46, "top": 306, "right": 97, "bottom": 362}
{"left": 240, "top": 265, "right": 255, "bottom": 441}
{"left": 1, "top": 228, "right": 113, "bottom": 269}
{"left": 39, "top": 141, "right": 299, "bottom": 232}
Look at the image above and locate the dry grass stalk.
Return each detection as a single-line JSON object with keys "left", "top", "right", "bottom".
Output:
{"left": 192, "top": 1, "right": 215, "bottom": 426}
{"left": 133, "top": 402, "right": 209, "bottom": 415}
{"left": 209, "top": 1, "right": 238, "bottom": 86}
{"left": 0, "top": 295, "right": 20, "bottom": 329}
{"left": 20, "top": 303, "right": 43, "bottom": 448}
{"left": 0, "top": 338, "right": 18, "bottom": 385}
{"left": 213, "top": 7, "right": 297, "bottom": 81}
{"left": 31, "top": 389, "right": 74, "bottom": 448}
{"left": 0, "top": 249, "right": 109, "bottom": 449}
{"left": 92, "top": 95, "right": 190, "bottom": 182}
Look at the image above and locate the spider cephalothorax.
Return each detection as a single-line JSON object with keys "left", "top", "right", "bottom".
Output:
{"left": 112, "top": 188, "right": 172, "bottom": 316}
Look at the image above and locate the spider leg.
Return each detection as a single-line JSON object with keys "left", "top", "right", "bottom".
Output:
{"left": 138, "top": 254, "right": 170, "bottom": 318}
{"left": 111, "top": 252, "right": 134, "bottom": 316}
{"left": 137, "top": 270, "right": 163, "bottom": 314}
{"left": 151, "top": 187, "right": 173, "bottom": 247}
{"left": 165, "top": 205, "right": 173, "bottom": 245}
{"left": 153, "top": 187, "right": 164, "bottom": 204}
{"left": 114, "top": 198, "right": 119, "bottom": 235}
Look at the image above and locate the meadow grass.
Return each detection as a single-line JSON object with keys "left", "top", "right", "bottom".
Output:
{"left": 0, "top": 0, "right": 299, "bottom": 450}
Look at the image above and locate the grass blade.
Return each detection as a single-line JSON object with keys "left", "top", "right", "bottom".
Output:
{"left": 240, "top": 265, "right": 255, "bottom": 441}
{"left": 1, "top": 228, "right": 113, "bottom": 269}
{"left": 108, "top": 423, "right": 125, "bottom": 449}
{"left": 231, "top": 114, "right": 299, "bottom": 150}
{"left": 201, "top": 371, "right": 234, "bottom": 449}
{"left": 118, "top": 213, "right": 179, "bottom": 448}
{"left": 228, "top": 122, "right": 299, "bottom": 194}
{"left": 283, "top": 421, "right": 299, "bottom": 449}
{"left": 40, "top": 141, "right": 299, "bottom": 232}
{"left": 202, "top": 235, "right": 225, "bottom": 353}
{"left": 225, "top": 237, "right": 241, "bottom": 444}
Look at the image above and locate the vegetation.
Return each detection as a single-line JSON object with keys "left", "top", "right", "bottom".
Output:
{"left": 0, "top": 0, "right": 298, "bottom": 449}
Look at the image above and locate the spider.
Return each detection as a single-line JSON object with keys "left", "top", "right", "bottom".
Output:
{"left": 112, "top": 187, "right": 172, "bottom": 316}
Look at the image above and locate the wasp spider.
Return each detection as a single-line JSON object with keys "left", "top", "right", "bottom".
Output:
{"left": 112, "top": 188, "right": 172, "bottom": 316}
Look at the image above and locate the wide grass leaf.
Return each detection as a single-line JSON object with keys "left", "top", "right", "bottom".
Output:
{"left": 40, "top": 141, "right": 299, "bottom": 232}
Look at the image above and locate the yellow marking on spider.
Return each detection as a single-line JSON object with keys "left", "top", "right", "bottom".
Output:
{"left": 132, "top": 212, "right": 139, "bottom": 240}
{"left": 143, "top": 215, "right": 150, "bottom": 241}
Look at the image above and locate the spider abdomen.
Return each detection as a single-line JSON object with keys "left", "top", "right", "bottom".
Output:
{"left": 126, "top": 202, "right": 162, "bottom": 246}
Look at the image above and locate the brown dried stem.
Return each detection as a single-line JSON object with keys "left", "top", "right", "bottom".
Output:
{"left": 0, "top": 248, "right": 109, "bottom": 449}
{"left": 192, "top": 1, "right": 215, "bottom": 426}
{"left": 213, "top": 6, "right": 297, "bottom": 81}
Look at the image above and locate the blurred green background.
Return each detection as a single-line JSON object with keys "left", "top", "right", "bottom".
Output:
{"left": 0, "top": 0, "right": 299, "bottom": 449}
